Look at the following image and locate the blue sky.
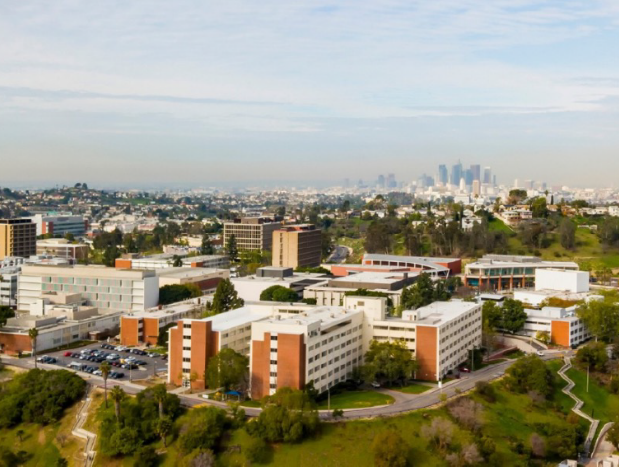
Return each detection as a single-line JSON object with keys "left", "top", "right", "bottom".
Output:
{"left": 1, "top": 0, "right": 619, "bottom": 188}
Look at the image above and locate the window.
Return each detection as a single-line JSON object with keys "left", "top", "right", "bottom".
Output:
{"left": 270, "top": 372, "right": 277, "bottom": 377}
{"left": 270, "top": 360, "right": 277, "bottom": 364}
{"left": 183, "top": 324, "right": 191, "bottom": 329}
{"left": 271, "top": 335, "right": 278, "bottom": 341}
{"left": 270, "top": 383, "right": 277, "bottom": 389}
{"left": 183, "top": 346, "right": 190, "bottom": 351}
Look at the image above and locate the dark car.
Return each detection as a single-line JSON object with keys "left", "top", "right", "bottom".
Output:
{"left": 134, "top": 360, "right": 147, "bottom": 366}
{"left": 161, "top": 355, "right": 168, "bottom": 360}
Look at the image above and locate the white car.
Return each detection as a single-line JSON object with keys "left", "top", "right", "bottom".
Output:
{"left": 115, "top": 345, "right": 127, "bottom": 352}
{"left": 371, "top": 381, "right": 381, "bottom": 389}
{"left": 536, "top": 350, "right": 544, "bottom": 357}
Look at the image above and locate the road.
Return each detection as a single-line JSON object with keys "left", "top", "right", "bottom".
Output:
{"left": 327, "top": 245, "right": 350, "bottom": 263}
{"left": 4, "top": 349, "right": 566, "bottom": 421}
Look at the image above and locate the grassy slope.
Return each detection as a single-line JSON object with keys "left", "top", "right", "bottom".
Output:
{"left": 315, "top": 391, "right": 394, "bottom": 410}
{"left": 566, "top": 366, "right": 619, "bottom": 429}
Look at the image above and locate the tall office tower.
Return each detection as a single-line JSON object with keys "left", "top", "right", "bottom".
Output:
{"left": 272, "top": 225, "right": 322, "bottom": 269}
{"left": 0, "top": 219, "right": 36, "bottom": 260}
{"left": 464, "top": 169, "right": 474, "bottom": 187}
{"left": 483, "top": 167, "right": 492, "bottom": 184}
{"left": 223, "top": 217, "right": 282, "bottom": 252}
{"left": 450, "top": 161, "right": 463, "bottom": 186}
{"left": 472, "top": 180, "right": 481, "bottom": 196}
{"left": 377, "top": 174, "right": 386, "bottom": 188}
{"left": 493, "top": 175, "right": 497, "bottom": 186}
{"left": 438, "top": 164, "right": 448, "bottom": 185}
{"left": 524, "top": 180, "right": 534, "bottom": 190}
{"left": 387, "top": 173, "right": 396, "bottom": 188}
{"left": 470, "top": 164, "right": 481, "bottom": 181}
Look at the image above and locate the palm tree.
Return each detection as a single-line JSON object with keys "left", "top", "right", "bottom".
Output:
{"left": 110, "top": 385, "right": 125, "bottom": 423}
{"left": 28, "top": 328, "right": 39, "bottom": 368}
{"left": 100, "top": 361, "right": 111, "bottom": 408}
{"left": 152, "top": 384, "right": 167, "bottom": 419}
{"left": 156, "top": 417, "right": 172, "bottom": 447}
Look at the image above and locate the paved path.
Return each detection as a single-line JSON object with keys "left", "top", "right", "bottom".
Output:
{"left": 557, "top": 356, "right": 599, "bottom": 460}
{"left": 71, "top": 385, "right": 98, "bottom": 467}
{"left": 4, "top": 351, "right": 567, "bottom": 421}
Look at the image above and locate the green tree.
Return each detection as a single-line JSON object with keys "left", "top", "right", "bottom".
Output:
{"left": 28, "top": 328, "right": 38, "bottom": 368}
{"left": 607, "top": 418, "right": 619, "bottom": 451}
{"left": 211, "top": 279, "right": 244, "bottom": 314}
{"left": 155, "top": 417, "right": 173, "bottom": 447}
{"left": 400, "top": 273, "right": 435, "bottom": 310}
{"left": 200, "top": 234, "right": 214, "bottom": 255}
{"left": 178, "top": 407, "right": 227, "bottom": 453}
{"left": 101, "top": 361, "right": 111, "bottom": 408}
{"left": 575, "top": 342, "right": 608, "bottom": 372}
{"left": 153, "top": 384, "right": 168, "bottom": 419}
{"left": 504, "top": 355, "right": 553, "bottom": 397}
{"left": 530, "top": 197, "right": 548, "bottom": 218}
{"left": 102, "top": 245, "right": 120, "bottom": 267}
{"left": 259, "top": 285, "right": 298, "bottom": 302}
{"left": 159, "top": 283, "right": 202, "bottom": 305}
{"left": 172, "top": 255, "right": 183, "bottom": 267}
{"left": 110, "top": 385, "right": 126, "bottom": 423}
{"left": 226, "top": 234, "right": 238, "bottom": 261}
{"left": 372, "top": 429, "right": 409, "bottom": 467}
{"left": 205, "top": 348, "right": 249, "bottom": 391}
{"left": 364, "top": 221, "right": 392, "bottom": 254}
{"left": 577, "top": 291, "right": 619, "bottom": 342}
{"left": 0, "top": 306, "right": 14, "bottom": 327}
{"left": 507, "top": 189, "right": 528, "bottom": 205}
{"left": 362, "top": 340, "right": 418, "bottom": 386}
{"left": 482, "top": 301, "right": 502, "bottom": 332}
{"left": 501, "top": 298, "right": 527, "bottom": 334}
{"left": 559, "top": 218, "right": 576, "bottom": 250}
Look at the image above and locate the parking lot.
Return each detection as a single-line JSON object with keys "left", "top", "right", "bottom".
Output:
{"left": 41, "top": 342, "right": 169, "bottom": 381}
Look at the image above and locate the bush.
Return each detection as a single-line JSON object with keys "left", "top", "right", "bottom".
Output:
{"left": 178, "top": 407, "right": 228, "bottom": 453}
{"left": 259, "top": 285, "right": 298, "bottom": 302}
{"left": 372, "top": 429, "right": 409, "bottom": 467}
{"left": 504, "top": 355, "right": 553, "bottom": 397}
{"left": 159, "top": 284, "right": 202, "bottom": 305}
{"left": 134, "top": 446, "right": 159, "bottom": 467}
{"left": 244, "top": 436, "right": 270, "bottom": 463}
{"left": 576, "top": 342, "right": 608, "bottom": 372}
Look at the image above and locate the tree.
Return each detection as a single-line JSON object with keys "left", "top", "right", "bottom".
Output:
{"left": 110, "top": 385, "right": 126, "bottom": 423}
{"left": 421, "top": 417, "right": 454, "bottom": 452}
{"left": 364, "top": 221, "right": 392, "bottom": 254}
{"left": 447, "top": 397, "right": 484, "bottom": 433}
{"left": 577, "top": 291, "right": 619, "bottom": 342}
{"left": 372, "top": 429, "right": 409, "bottom": 467}
{"left": 205, "top": 348, "right": 249, "bottom": 391}
{"left": 362, "top": 340, "right": 418, "bottom": 386}
{"left": 530, "top": 197, "right": 548, "bottom": 218}
{"left": 607, "top": 418, "right": 619, "bottom": 451}
{"left": 575, "top": 342, "right": 608, "bottom": 372}
{"left": 259, "top": 285, "right": 298, "bottom": 302}
{"left": 535, "top": 330, "right": 550, "bottom": 345}
{"left": 244, "top": 436, "right": 270, "bottom": 463}
{"left": 159, "top": 283, "right": 202, "bottom": 305}
{"left": 172, "top": 255, "right": 183, "bottom": 267}
{"left": 400, "top": 273, "right": 436, "bottom": 310}
{"left": 16, "top": 429, "right": 24, "bottom": 442}
{"left": 500, "top": 298, "right": 527, "bottom": 334}
{"left": 226, "top": 234, "right": 238, "bottom": 261}
{"left": 101, "top": 361, "right": 111, "bottom": 408}
{"left": 153, "top": 384, "right": 168, "bottom": 419}
{"left": 0, "top": 306, "right": 14, "bottom": 327}
{"left": 178, "top": 407, "right": 227, "bottom": 453}
{"left": 102, "top": 245, "right": 120, "bottom": 267}
{"left": 200, "top": 234, "right": 214, "bottom": 255}
{"left": 155, "top": 417, "right": 173, "bottom": 447}
{"left": 211, "top": 279, "right": 244, "bottom": 314}
{"left": 181, "top": 449, "right": 215, "bottom": 467}
{"left": 507, "top": 189, "right": 527, "bottom": 205}
{"left": 559, "top": 218, "right": 576, "bottom": 250}
{"left": 482, "top": 301, "right": 502, "bottom": 332}
{"left": 28, "top": 328, "right": 38, "bottom": 368}
{"left": 504, "top": 354, "right": 553, "bottom": 397}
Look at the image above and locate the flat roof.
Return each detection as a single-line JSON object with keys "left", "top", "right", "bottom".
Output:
{"left": 406, "top": 300, "right": 480, "bottom": 326}
{"left": 21, "top": 264, "right": 157, "bottom": 278}
{"left": 363, "top": 253, "right": 458, "bottom": 265}
{"left": 467, "top": 260, "right": 579, "bottom": 268}
{"left": 329, "top": 271, "right": 418, "bottom": 285}
{"left": 257, "top": 305, "right": 361, "bottom": 329}
{"left": 156, "top": 267, "right": 227, "bottom": 279}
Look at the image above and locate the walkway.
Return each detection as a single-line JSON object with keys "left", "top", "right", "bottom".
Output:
{"left": 557, "top": 356, "right": 599, "bottom": 460}
{"left": 71, "top": 385, "right": 98, "bottom": 467}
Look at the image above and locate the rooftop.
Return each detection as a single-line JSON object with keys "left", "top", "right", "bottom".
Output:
{"left": 156, "top": 267, "right": 227, "bottom": 279}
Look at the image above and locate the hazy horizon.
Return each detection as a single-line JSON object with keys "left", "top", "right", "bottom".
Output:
{"left": 2, "top": 1, "right": 619, "bottom": 187}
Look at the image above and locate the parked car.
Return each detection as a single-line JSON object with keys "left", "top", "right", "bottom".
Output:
{"left": 371, "top": 381, "right": 381, "bottom": 388}
{"left": 63, "top": 351, "right": 73, "bottom": 357}
{"left": 147, "top": 352, "right": 159, "bottom": 358}
{"left": 93, "top": 369, "right": 102, "bottom": 376}
{"left": 134, "top": 360, "right": 147, "bottom": 366}
{"left": 115, "top": 345, "right": 127, "bottom": 352}
{"left": 460, "top": 367, "right": 471, "bottom": 373}
{"left": 536, "top": 350, "right": 544, "bottom": 357}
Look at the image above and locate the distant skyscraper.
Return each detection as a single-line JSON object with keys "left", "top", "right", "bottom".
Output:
{"left": 483, "top": 167, "right": 492, "bottom": 185}
{"left": 438, "top": 165, "right": 448, "bottom": 185}
{"left": 470, "top": 164, "right": 481, "bottom": 182}
{"left": 377, "top": 174, "right": 385, "bottom": 188}
{"left": 472, "top": 180, "right": 481, "bottom": 196}
{"left": 450, "top": 161, "right": 462, "bottom": 186}
{"left": 387, "top": 173, "right": 396, "bottom": 188}
{"left": 464, "top": 169, "right": 473, "bottom": 187}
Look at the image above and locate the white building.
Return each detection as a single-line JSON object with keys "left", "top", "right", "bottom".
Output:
{"left": 522, "top": 306, "right": 591, "bottom": 347}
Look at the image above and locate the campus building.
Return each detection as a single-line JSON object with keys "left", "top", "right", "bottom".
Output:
{"left": 16, "top": 265, "right": 159, "bottom": 313}
{"left": 156, "top": 268, "right": 229, "bottom": 294}
{"left": 231, "top": 266, "right": 326, "bottom": 302}
{"left": 464, "top": 255, "right": 579, "bottom": 291}
{"left": 361, "top": 253, "right": 461, "bottom": 276}
{"left": 30, "top": 214, "right": 87, "bottom": 237}
{"left": 272, "top": 224, "right": 322, "bottom": 269}
{"left": 115, "top": 254, "right": 229, "bottom": 270}
{"left": 223, "top": 217, "right": 282, "bottom": 252}
{"left": 0, "top": 219, "right": 37, "bottom": 260}
{"left": 36, "top": 238, "right": 89, "bottom": 261}
{"left": 521, "top": 306, "right": 591, "bottom": 347}
{"left": 167, "top": 296, "right": 483, "bottom": 396}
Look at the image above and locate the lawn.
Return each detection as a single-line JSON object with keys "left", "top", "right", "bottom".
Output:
{"left": 316, "top": 390, "right": 394, "bottom": 410}
{"left": 241, "top": 399, "right": 262, "bottom": 408}
{"left": 390, "top": 382, "right": 432, "bottom": 394}
{"left": 566, "top": 365, "right": 619, "bottom": 430}
{"left": 488, "top": 218, "right": 513, "bottom": 233}
{"left": 336, "top": 237, "right": 365, "bottom": 264}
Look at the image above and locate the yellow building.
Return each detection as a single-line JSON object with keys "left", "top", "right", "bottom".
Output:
{"left": 272, "top": 224, "right": 322, "bottom": 269}
{"left": 0, "top": 219, "right": 36, "bottom": 260}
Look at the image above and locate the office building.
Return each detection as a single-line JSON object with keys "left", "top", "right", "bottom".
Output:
{"left": 0, "top": 266, "right": 19, "bottom": 307}
{"left": 272, "top": 224, "right": 322, "bottom": 269}
{"left": 157, "top": 268, "right": 229, "bottom": 293}
{"left": 470, "top": 164, "right": 481, "bottom": 182}
{"left": 450, "top": 161, "right": 463, "bottom": 186}
{"left": 0, "top": 219, "right": 36, "bottom": 260}
{"left": 464, "top": 255, "right": 579, "bottom": 291}
{"left": 361, "top": 253, "right": 461, "bottom": 275}
{"left": 387, "top": 173, "right": 396, "bottom": 188}
{"left": 438, "top": 165, "right": 448, "bottom": 185}
{"left": 168, "top": 296, "right": 483, "bottom": 396}
{"left": 232, "top": 267, "right": 326, "bottom": 302}
{"left": 115, "top": 254, "right": 229, "bottom": 270}
{"left": 223, "top": 217, "right": 282, "bottom": 252}
{"left": 377, "top": 174, "right": 385, "bottom": 188}
{"left": 30, "top": 214, "right": 87, "bottom": 237}
{"left": 17, "top": 265, "right": 159, "bottom": 313}
{"left": 483, "top": 167, "right": 492, "bottom": 185}
{"left": 521, "top": 306, "right": 591, "bottom": 347}
{"left": 36, "top": 238, "right": 89, "bottom": 261}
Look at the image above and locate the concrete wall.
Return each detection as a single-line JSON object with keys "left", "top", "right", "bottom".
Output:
{"left": 535, "top": 269, "right": 589, "bottom": 293}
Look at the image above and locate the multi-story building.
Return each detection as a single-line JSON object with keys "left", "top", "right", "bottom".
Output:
{"left": 223, "top": 217, "right": 282, "bottom": 252}
{"left": 0, "top": 266, "right": 19, "bottom": 308}
{"left": 36, "top": 238, "right": 89, "bottom": 261}
{"left": 361, "top": 253, "right": 460, "bottom": 276}
{"left": 0, "top": 219, "right": 36, "bottom": 260}
{"left": 231, "top": 266, "right": 326, "bottom": 302}
{"left": 115, "top": 254, "right": 229, "bottom": 270}
{"left": 167, "top": 296, "right": 483, "bottom": 397}
{"left": 464, "top": 255, "right": 579, "bottom": 291}
{"left": 521, "top": 306, "right": 591, "bottom": 347}
{"left": 30, "top": 214, "right": 87, "bottom": 237}
{"left": 272, "top": 225, "right": 322, "bottom": 269}
{"left": 17, "top": 265, "right": 159, "bottom": 313}
{"left": 120, "top": 298, "right": 203, "bottom": 346}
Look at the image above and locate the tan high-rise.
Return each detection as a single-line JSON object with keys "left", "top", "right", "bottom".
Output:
{"left": 223, "top": 217, "right": 281, "bottom": 252}
{"left": 0, "top": 219, "right": 36, "bottom": 260}
{"left": 272, "top": 224, "right": 322, "bottom": 269}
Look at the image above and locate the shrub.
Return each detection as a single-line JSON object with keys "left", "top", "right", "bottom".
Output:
{"left": 372, "top": 429, "right": 409, "bottom": 467}
{"left": 475, "top": 381, "right": 496, "bottom": 402}
{"left": 244, "top": 436, "right": 270, "bottom": 464}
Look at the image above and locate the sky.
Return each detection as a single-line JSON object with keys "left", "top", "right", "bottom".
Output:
{"left": 1, "top": 0, "right": 619, "bottom": 189}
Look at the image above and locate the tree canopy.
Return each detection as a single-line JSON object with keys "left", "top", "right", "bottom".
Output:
{"left": 205, "top": 348, "right": 249, "bottom": 391}
{"left": 400, "top": 273, "right": 451, "bottom": 310}
{"left": 362, "top": 340, "right": 418, "bottom": 386}
{"left": 211, "top": 279, "right": 244, "bottom": 314}
{"left": 159, "top": 283, "right": 202, "bottom": 305}
{"left": 504, "top": 355, "right": 553, "bottom": 398}
{"left": 577, "top": 291, "right": 619, "bottom": 342}
{"left": 259, "top": 285, "right": 299, "bottom": 302}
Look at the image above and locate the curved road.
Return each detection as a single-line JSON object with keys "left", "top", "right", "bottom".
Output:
{"left": 5, "top": 350, "right": 567, "bottom": 420}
